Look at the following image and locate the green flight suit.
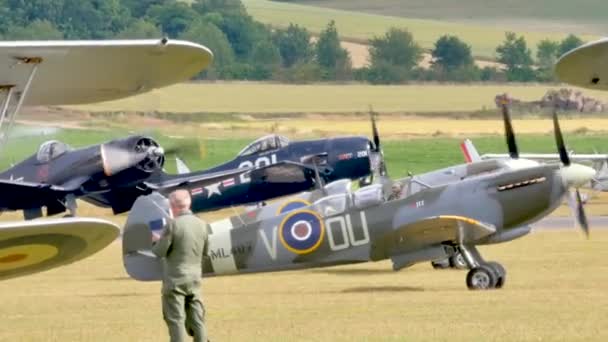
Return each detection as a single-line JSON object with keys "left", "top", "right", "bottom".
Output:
{"left": 152, "top": 210, "right": 209, "bottom": 342}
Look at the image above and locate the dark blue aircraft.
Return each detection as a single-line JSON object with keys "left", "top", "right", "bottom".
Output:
{"left": 0, "top": 125, "right": 382, "bottom": 219}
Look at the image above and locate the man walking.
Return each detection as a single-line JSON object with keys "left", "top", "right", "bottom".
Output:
{"left": 152, "top": 189, "right": 210, "bottom": 342}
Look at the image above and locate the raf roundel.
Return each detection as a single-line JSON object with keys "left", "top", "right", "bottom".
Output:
{"left": 279, "top": 210, "right": 325, "bottom": 255}
{"left": 276, "top": 199, "right": 311, "bottom": 215}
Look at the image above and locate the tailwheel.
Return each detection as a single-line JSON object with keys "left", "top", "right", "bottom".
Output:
{"left": 466, "top": 264, "right": 497, "bottom": 290}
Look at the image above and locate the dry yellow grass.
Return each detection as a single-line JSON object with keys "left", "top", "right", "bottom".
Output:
{"left": 0, "top": 230, "right": 606, "bottom": 341}
{"left": 68, "top": 83, "right": 608, "bottom": 114}
{"left": 199, "top": 116, "right": 608, "bottom": 137}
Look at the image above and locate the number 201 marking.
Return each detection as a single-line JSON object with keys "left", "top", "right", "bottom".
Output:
{"left": 239, "top": 154, "right": 278, "bottom": 183}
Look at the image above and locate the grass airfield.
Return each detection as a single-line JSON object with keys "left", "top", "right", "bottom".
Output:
{"left": 0, "top": 231, "right": 607, "bottom": 341}
{"left": 3, "top": 81, "right": 608, "bottom": 340}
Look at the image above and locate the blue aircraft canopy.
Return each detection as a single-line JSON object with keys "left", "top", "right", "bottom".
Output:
{"left": 237, "top": 134, "right": 289, "bottom": 157}
{"left": 36, "top": 140, "right": 72, "bottom": 163}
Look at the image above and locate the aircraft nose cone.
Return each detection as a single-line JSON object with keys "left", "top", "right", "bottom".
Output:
{"left": 149, "top": 146, "right": 164, "bottom": 156}
{"left": 560, "top": 163, "right": 596, "bottom": 188}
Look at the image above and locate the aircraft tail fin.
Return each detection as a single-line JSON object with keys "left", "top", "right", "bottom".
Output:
{"left": 175, "top": 156, "right": 191, "bottom": 174}
{"left": 460, "top": 139, "right": 481, "bottom": 163}
{"left": 122, "top": 192, "right": 170, "bottom": 281}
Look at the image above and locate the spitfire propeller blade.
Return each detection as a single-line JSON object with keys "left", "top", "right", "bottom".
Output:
{"left": 552, "top": 108, "right": 571, "bottom": 166}
{"left": 367, "top": 108, "right": 388, "bottom": 179}
{"left": 370, "top": 107, "right": 381, "bottom": 153}
{"left": 500, "top": 99, "right": 518, "bottom": 159}
{"left": 575, "top": 189, "right": 590, "bottom": 237}
{"left": 553, "top": 109, "right": 594, "bottom": 237}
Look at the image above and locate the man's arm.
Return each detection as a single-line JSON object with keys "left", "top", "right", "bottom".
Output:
{"left": 201, "top": 223, "right": 211, "bottom": 268}
{"left": 151, "top": 221, "right": 174, "bottom": 258}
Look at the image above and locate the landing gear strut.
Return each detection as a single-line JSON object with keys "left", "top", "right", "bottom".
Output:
{"left": 457, "top": 245, "right": 506, "bottom": 290}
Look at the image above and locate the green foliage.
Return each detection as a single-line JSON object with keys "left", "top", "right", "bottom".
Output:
{"left": 558, "top": 34, "right": 584, "bottom": 57}
{"left": 536, "top": 39, "right": 560, "bottom": 82}
{"left": 274, "top": 62, "right": 322, "bottom": 83}
{"left": 5, "top": 20, "right": 63, "bottom": 40}
{"left": 178, "top": 20, "right": 235, "bottom": 79}
{"left": 60, "top": 0, "right": 132, "bottom": 39}
{"left": 115, "top": 19, "right": 162, "bottom": 39}
{"left": 315, "top": 21, "right": 352, "bottom": 80}
{"left": 369, "top": 28, "right": 422, "bottom": 69}
{"left": 249, "top": 39, "right": 282, "bottom": 80}
{"left": 272, "top": 24, "right": 314, "bottom": 68}
{"left": 480, "top": 66, "right": 506, "bottom": 82}
{"left": 146, "top": 2, "right": 198, "bottom": 37}
{"left": 432, "top": 35, "right": 473, "bottom": 71}
{"left": 364, "top": 28, "right": 422, "bottom": 83}
{"left": 496, "top": 32, "right": 535, "bottom": 82}
{"left": 122, "top": 0, "right": 169, "bottom": 18}
{"left": 192, "top": 0, "right": 247, "bottom": 17}
{"left": 430, "top": 35, "right": 479, "bottom": 81}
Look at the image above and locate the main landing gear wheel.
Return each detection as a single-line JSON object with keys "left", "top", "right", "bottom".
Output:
{"left": 449, "top": 252, "right": 468, "bottom": 270}
{"left": 466, "top": 264, "right": 497, "bottom": 290}
{"left": 465, "top": 262, "right": 506, "bottom": 290}
{"left": 487, "top": 261, "right": 506, "bottom": 288}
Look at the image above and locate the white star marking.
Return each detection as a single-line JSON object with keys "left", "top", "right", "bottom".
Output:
{"left": 205, "top": 182, "right": 222, "bottom": 198}
{"left": 9, "top": 174, "right": 24, "bottom": 182}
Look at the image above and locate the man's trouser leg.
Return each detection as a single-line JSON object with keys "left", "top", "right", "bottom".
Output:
{"left": 185, "top": 288, "right": 207, "bottom": 342}
{"left": 163, "top": 290, "right": 186, "bottom": 342}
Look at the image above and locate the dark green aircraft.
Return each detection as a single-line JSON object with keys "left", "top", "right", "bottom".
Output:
{"left": 122, "top": 110, "right": 594, "bottom": 290}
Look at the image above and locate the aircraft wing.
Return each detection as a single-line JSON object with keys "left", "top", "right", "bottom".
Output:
{"left": 0, "top": 217, "right": 119, "bottom": 280}
{"left": 248, "top": 161, "right": 314, "bottom": 184}
{"left": 384, "top": 215, "right": 496, "bottom": 253}
{"left": 555, "top": 38, "right": 608, "bottom": 90}
{"left": 0, "top": 39, "right": 213, "bottom": 105}
{"left": 150, "top": 161, "right": 315, "bottom": 192}
{"left": 0, "top": 179, "right": 73, "bottom": 210}
{"left": 481, "top": 153, "right": 608, "bottom": 162}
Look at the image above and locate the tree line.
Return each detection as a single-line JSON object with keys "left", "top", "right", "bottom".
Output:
{"left": 0, "top": 0, "right": 585, "bottom": 83}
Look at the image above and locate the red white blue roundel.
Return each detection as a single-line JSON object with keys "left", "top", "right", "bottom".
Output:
{"left": 279, "top": 210, "right": 324, "bottom": 255}
{"left": 276, "top": 199, "right": 311, "bottom": 215}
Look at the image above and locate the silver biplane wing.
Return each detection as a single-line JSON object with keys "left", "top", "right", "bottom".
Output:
{"left": 555, "top": 38, "right": 608, "bottom": 90}
{"left": 0, "top": 217, "right": 119, "bottom": 280}
{"left": 0, "top": 38, "right": 212, "bottom": 106}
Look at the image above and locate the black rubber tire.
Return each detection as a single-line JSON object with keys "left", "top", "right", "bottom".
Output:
{"left": 486, "top": 261, "right": 506, "bottom": 289}
{"left": 466, "top": 264, "right": 498, "bottom": 290}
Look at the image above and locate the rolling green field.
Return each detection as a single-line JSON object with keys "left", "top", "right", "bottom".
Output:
{"left": 0, "top": 231, "right": 607, "bottom": 341}
{"left": 284, "top": 0, "right": 608, "bottom": 34}
{"left": 242, "top": 0, "right": 599, "bottom": 58}
{"left": 68, "top": 83, "right": 608, "bottom": 114}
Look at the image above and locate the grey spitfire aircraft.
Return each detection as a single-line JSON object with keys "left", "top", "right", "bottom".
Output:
{"left": 0, "top": 129, "right": 378, "bottom": 219}
{"left": 122, "top": 111, "right": 595, "bottom": 290}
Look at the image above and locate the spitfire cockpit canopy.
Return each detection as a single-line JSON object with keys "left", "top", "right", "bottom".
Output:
{"left": 36, "top": 140, "right": 72, "bottom": 163}
{"left": 238, "top": 134, "right": 289, "bottom": 157}
{"left": 313, "top": 194, "right": 348, "bottom": 217}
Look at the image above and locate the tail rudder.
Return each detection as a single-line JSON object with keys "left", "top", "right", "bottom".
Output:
{"left": 460, "top": 139, "right": 481, "bottom": 163}
{"left": 122, "top": 192, "right": 171, "bottom": 281}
